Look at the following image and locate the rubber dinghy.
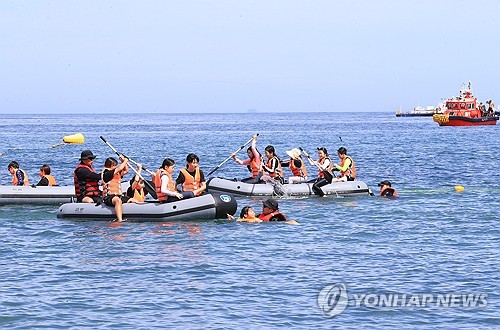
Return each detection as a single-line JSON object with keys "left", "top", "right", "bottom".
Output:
{"left": 206, "top": 177, "right": 370, "bottom": 197}
{"left": 0, "top": 185, "right": 75, "bottom": 205}
{"left": 57, "top": 193, "right": 237, "bottom": 222}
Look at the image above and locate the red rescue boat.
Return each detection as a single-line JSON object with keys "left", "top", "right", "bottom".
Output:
{"left": 433, "top": 82, "right": 498, "bottom": 126}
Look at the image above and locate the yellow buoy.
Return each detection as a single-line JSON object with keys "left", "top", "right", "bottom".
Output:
{"left": 454, "top": 185, "right": 464, "bottom": 192}
{"left": 63, "top": 133, "right": 85, "bottom": 144}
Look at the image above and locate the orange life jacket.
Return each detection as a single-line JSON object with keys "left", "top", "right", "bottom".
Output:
{"left": 318, "top": 157, "right": 332, "bottom": 177}
{"left": 339, "top": 156, "right": 356, "bottom": 179}
{"left": 43, "top": 175, "right": 57, "bottom": 186}
{"left": 290, "top": 158, "right": 308, "bottom": 177}
{"left": 248, "top": 157, "right": 261, "bottom": 178}
{"left": 74, "top": 164, "right": 100, "bottom": 198}
{"left": 154, "top": 169, "right": 175, "bottom": 202}
{"left": 180, "top": 168, "right": 201, "bottom": 191}
{"left": 101, "top": 168, "right": 123, "bottom": 197}
{"left": 266, "top": 156, "right": 283, "bottom": 178}
{"left": 12, "top": 169, "right": 30, "bottom": 186}
{"left": 133, "top": 188, "right": 145, "bottom": 202}
{"left": 380, "top": 186, "right": 398, "bottom": 197}
{"left": 258, "top": 211, "right": 287, "bottom": 222}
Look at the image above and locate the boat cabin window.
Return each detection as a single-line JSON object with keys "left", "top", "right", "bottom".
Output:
{"left": 447, "top": 102, "right": 458, "bottom": 110}
{"left": 468, "top": 103, "right": 474, "bottom": 109}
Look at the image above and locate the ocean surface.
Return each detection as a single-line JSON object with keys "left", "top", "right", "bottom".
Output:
{"left": 0, "top": 112, "right": 498, "bottom": 329}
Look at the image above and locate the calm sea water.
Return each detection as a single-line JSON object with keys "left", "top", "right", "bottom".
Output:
{"left": 0, "top": 112, "right": 498, "bottom": 328}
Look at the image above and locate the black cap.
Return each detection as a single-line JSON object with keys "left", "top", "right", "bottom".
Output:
{"left": 263, "top": 198, "right": 279, "bottom": 210}
{"left": 80, "top": 150, "right": 97, "bottom": 160}
{"left": 378, "top": 180, "right": 391, "bottom": 187}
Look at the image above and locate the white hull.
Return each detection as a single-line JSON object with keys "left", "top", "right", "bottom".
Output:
{"left": 0, "top": 185, "right": 75, "bottom": 205}
{"left": 207, "top": 178, "right": 370, "bottom": 197}
{"left": 57, "top": 193, "right": 237, "bottom": 222}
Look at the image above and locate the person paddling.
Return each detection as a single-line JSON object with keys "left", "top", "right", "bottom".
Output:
{"left": 378, "top": 180, "right": 398, "bottom": 197}
{"left": 126, "top": 164, "right": 149, "bottom": 203}
{"left": 102, "top": 156, "right": 130, "bottom": 222}
{"left": 232, "top": 134, "right": 262, "bottom": 183}
{"left": 261, "top": 145, "right": 284, "bottom": 183}
{"left": 309, "top": 147, "right": 332, "bottom": 196}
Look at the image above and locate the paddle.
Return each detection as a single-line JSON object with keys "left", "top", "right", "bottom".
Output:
{"left": 299, "top": 148, "right": 334, "bottom": 183}
{"left": 207, "top": 134, "right": 259, "bottom": 176}
{"left": 99, "top": 136, "right": 157, "bottom": 197}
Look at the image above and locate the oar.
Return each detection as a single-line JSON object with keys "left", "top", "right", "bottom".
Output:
{"left": 299, "top": 147, "right": 333, "bottom": 183}
{"left": 99, "top": 136, "right": 155, "bottom": 176}
{"left": 207, "top": 134, "right": 259, "bottom": 176}
{"left": 99, "top": 136, "right": 157, "bottom": 195}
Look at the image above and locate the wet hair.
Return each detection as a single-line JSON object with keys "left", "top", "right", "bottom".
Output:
{"left": 186, "top": 153, "right": 199, "bottom": 163}
{"left": 239, "top": 206, "right": 252, "bottom": 219}
{"left": 162, "top": 158, "right": 175, "bottom": 168}
{"left": 104, "top": 157, "right": 118, "bottom": 168}
{"left": 8, "top": 161, "right": 19, "bottom": 170}
{"left": 40, "top": 164, "right": 51, "bottom": 175}
{"left": 337, "top": 147, "right": 347, "bottom": 155}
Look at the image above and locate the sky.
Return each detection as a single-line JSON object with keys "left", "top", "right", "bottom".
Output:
{"left": 1, "top": 0, "right": 500, "bottom": 113}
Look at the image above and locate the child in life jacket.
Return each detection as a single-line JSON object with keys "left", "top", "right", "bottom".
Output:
{"left": 227, "top": 206, "right": 262, "bottom": 223}
{"left": 102, "top": 156, "right": 129, "bottom": 221}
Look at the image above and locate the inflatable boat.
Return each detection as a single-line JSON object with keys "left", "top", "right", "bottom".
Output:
{"left": 206, "top": 177, "right": 370, "bottom": 197}
{"left": 0, "top": 185, "right": 75, "bottom": 205}
{"left": 57, "top": 193, "right": 237, "bottom": 222}
{"left": 0, "top": 182, "right": 135, "bottom": 205}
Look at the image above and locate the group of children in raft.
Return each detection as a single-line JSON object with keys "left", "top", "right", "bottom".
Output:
{"left": 4, "top": 136, "right": 397, "bottom": 222}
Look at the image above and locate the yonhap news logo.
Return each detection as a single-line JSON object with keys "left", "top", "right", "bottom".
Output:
{"left": 317, "top": 283, "right": 487, "bottom": 318}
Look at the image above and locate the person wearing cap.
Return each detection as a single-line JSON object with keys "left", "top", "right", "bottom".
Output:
{"left": 7, "top": 161, "right": 30, "bottom": 186}
{"left": 378, "top": 180, "right": 398, "bottom": 197}
{"left": 232, "top": 134, "right": 262, "bottom": 183}
{"left": 331, "top": 147, "right": 357, "bottom": 182}
{"left": 74, "top": 150, "right": 102, "bottom": 203}
{"left": 283, "top": 148, "right": 308, "bottom": 184}
{"left": 257, "top": 198, "right": 287, "bottom": 222}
